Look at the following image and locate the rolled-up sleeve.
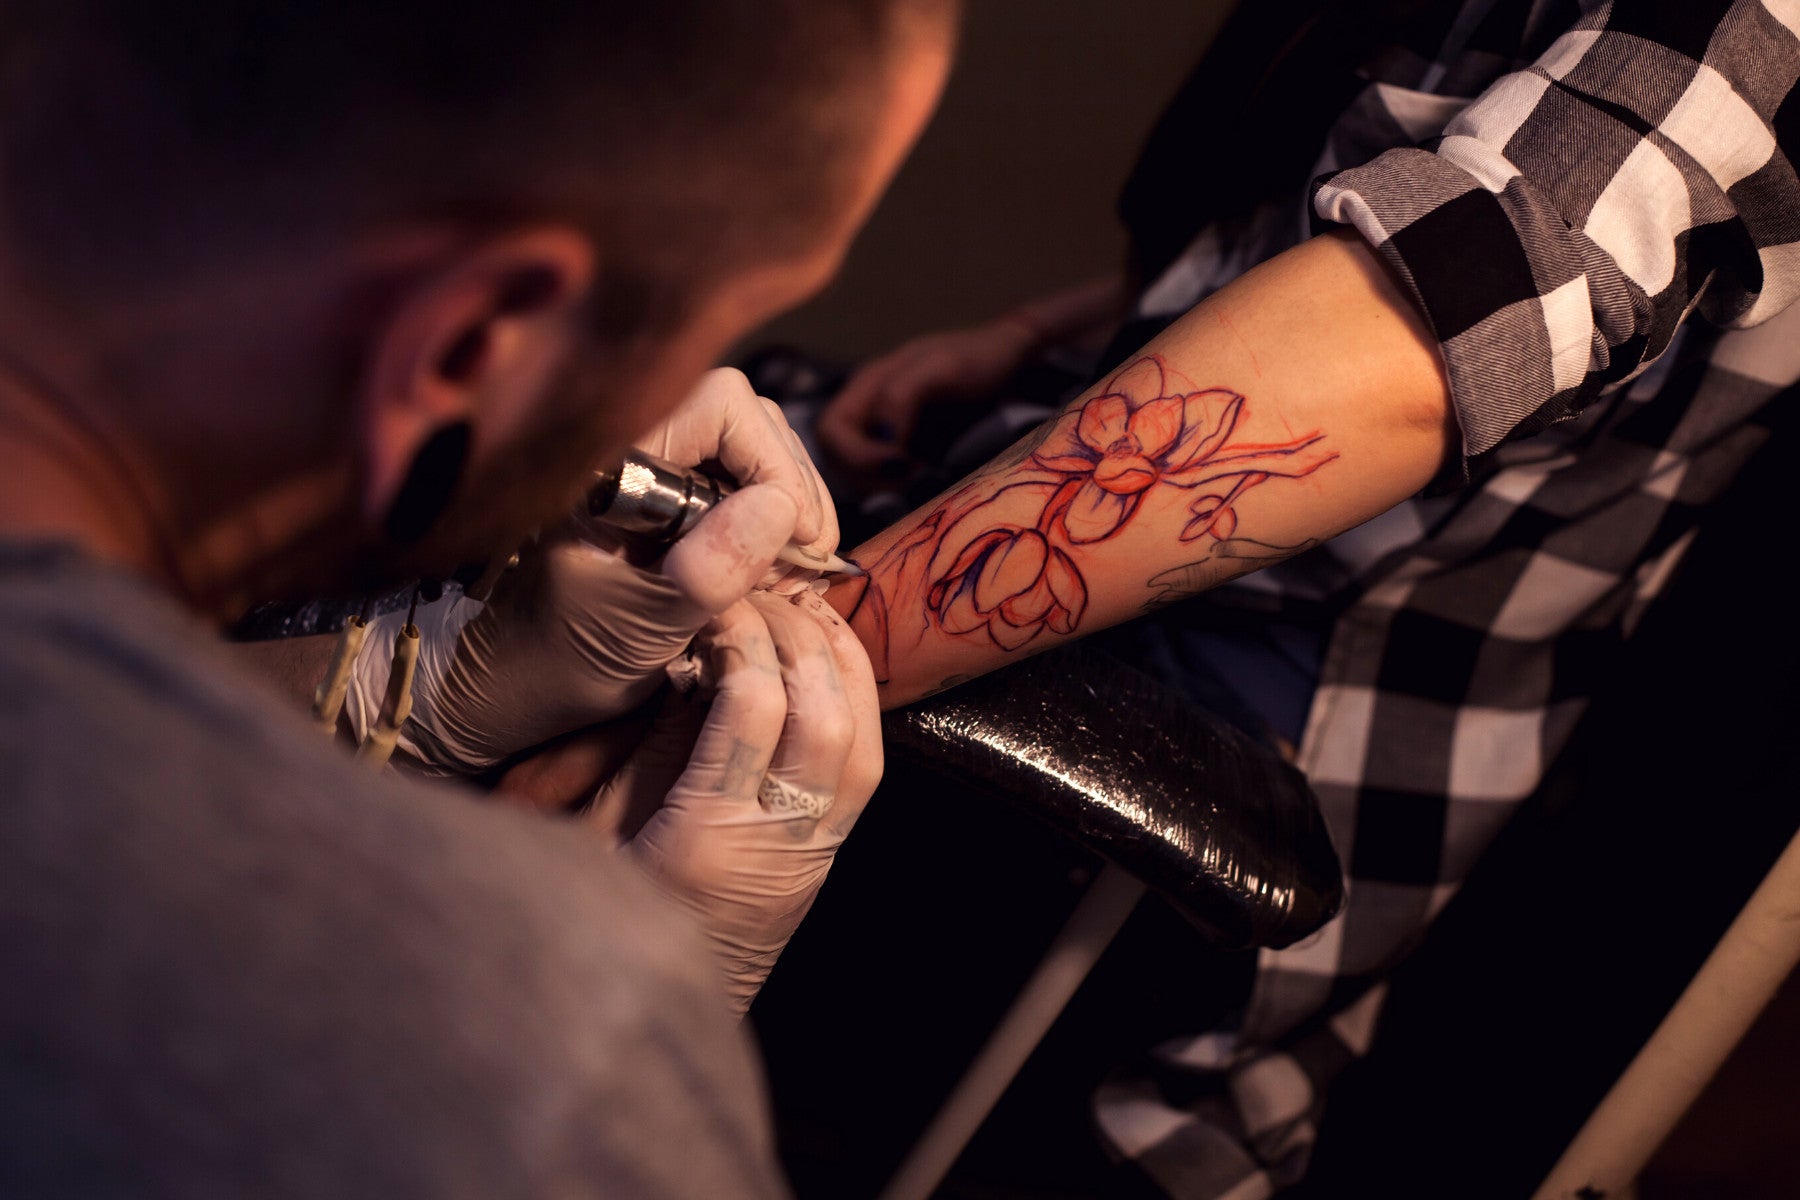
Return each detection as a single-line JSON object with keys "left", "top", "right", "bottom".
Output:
{"left": 1314, "top": 1, "right": 1800, "bottom": 466}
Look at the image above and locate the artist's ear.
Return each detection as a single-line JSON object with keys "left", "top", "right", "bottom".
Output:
{"left": 357, "top": 226, "right": 596, "bottom": 541}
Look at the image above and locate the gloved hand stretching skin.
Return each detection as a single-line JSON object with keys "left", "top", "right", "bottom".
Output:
{"left": 568, "top": 588, "right": 882, "bottom": 1013}
{"left": 345, "top": 368, "right": 839, "bottom": 775}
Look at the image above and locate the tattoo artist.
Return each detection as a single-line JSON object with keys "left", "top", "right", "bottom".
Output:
{"left": 0, "top": 2, "right": 958, "bottom": 1196}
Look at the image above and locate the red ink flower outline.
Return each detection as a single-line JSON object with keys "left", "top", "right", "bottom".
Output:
{"left": 1029, "top": 358, "right": 1335, "bottom": 544}
{"left": 843, "top": 355, "right": 1340, "bottom": 677}
{"left": 925, "top": 526, "right": 1087, "bottom": 651}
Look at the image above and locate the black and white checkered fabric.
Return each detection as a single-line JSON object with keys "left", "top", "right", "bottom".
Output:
{"left": 1095, "top": 3, "right": 1800, "bottom": 1195}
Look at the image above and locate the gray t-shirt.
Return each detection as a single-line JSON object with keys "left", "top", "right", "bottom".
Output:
{"left": 0, "top": 543, "right": 790, "bottom": 1199}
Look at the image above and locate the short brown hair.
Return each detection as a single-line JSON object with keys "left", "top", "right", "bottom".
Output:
{"left": 2, "top": 0, "right": 949, "bottom": 317}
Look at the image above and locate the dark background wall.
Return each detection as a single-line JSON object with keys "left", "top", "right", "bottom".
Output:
{"left": 756, "top": 0, "right": 1235, "bottom": 361}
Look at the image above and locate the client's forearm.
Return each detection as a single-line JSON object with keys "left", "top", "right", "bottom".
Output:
{"left": 827, "top": 229, "right": 1455, "bottom": 709}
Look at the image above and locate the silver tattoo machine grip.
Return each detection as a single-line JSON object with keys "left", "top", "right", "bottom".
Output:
{"left": 584, "top": 449, "right": 729, "bottom": 545}
{"left": 581, "top": 447, "right": 860, "bottom": 576}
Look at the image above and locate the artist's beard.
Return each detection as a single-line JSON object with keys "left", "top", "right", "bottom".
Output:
{"left": 230, "top": 346, "right": 649, "bottom": 609}
{"left": 213, "top": 264, "right": 710, "bottom": 621}
{"left": 372, "top": 354, "right": 643, "bottom": 589}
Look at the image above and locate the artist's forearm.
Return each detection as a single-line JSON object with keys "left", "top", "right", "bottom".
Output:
{"left": 829, "top": 230, "right": 1454, "bottom": 709}
{"left": 233, "top": 632, "right": 338, "bottom": 709}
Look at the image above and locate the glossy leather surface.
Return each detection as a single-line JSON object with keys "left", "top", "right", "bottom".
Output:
{"left": 883, "top": 641, "right": 1343, "bottom": 949}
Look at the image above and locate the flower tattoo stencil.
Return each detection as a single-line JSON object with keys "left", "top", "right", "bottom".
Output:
{"left": 840, "top": 356, "right": 1336, "bottom": 681}
{"left": 928, "top": 526, "right": 1086, "bottom": 651}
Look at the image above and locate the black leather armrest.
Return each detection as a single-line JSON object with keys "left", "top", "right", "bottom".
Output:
{"left": 881, "top": 641, "right": 1343, "bottom": 950}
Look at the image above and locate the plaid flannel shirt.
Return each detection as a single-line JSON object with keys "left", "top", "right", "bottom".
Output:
{"left": 1094, "top": 2, "right": 1800, "bottom": 1195}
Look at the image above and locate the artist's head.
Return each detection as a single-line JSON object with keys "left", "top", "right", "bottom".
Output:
{"left": 0, "top": 0, "right": 954, "bottom": 608}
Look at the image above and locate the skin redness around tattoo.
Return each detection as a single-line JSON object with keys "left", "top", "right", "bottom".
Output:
{"left": 838, "top": 355, "right": 1337, "bottom": 682}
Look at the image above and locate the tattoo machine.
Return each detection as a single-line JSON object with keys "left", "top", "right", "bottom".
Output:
{"left": 581, "top": 447, "right": 861, "bottom": 576}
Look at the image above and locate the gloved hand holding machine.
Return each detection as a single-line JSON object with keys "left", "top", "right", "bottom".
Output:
{"left": 316, "top": 368, "right": 881, "bottom": 1013}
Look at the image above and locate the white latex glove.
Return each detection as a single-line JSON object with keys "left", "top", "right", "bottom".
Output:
{"left": 637, "top": 366, "right": 840, "bottom": 572}
{"left": 345, "top": 368, "right": 839, "bottom": 775}
{"left": 599, "top": 589, "right": 883, "bottom": 1014}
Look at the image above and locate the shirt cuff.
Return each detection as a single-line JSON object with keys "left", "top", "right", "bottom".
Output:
{"left": 1313, "top": 147, "right": 1595, "bottom": 485}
